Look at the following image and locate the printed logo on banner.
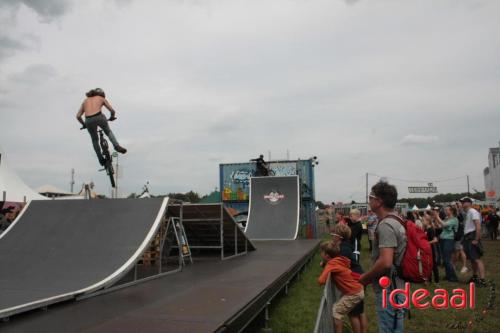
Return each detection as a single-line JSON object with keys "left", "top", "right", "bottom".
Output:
{"left": 230, "top": 169, "right": 252, "bottom": 185}
{"left": 263, "top": 190, "right": 285, "bottom": 205}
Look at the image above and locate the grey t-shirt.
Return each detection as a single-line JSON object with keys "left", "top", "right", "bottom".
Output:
{"left": 371, "top": 215, "right": 407, "bottom": 290}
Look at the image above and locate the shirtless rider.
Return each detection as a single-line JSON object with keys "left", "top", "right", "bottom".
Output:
{"left": 76, "top": 88, "right": 127, "bottom": 166}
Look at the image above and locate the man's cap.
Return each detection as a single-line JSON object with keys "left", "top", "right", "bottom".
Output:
{"left": 459, "top": 196, "right": 473, "bottom": 203}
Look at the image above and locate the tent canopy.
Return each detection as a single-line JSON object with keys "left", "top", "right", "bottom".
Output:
{"left": 0, "top": 152, "right": 47, "bottom": 202}
{"left": 37, "top": 184, "right": 74, "bottom": 196}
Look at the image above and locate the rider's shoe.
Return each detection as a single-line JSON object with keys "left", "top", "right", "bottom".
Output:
{"left": 115, "top": 146, "right": 127, "bottom": 154}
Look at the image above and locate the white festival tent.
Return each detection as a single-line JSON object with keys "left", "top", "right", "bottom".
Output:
{"left": 37, "top": 184, "right": 86, "bottom": 200}
{"left": 0, "top": 152, "right": 47, "bottom": 202}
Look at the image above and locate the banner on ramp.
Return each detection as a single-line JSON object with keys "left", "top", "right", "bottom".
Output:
{"left": 245, "top": 176, "right": 299, "bottom": 240}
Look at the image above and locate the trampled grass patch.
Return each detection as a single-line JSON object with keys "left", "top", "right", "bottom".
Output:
{"left": 260, "top": 234, "right": 499, "bottom": 333}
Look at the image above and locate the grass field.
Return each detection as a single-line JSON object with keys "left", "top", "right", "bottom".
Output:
{"left": 260, "top": 232, "right": 499, "bottom": 333}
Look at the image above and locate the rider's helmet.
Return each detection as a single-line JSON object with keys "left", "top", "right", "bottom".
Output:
{"left": 85, "top": 88, "right": 106, "bottom": 98}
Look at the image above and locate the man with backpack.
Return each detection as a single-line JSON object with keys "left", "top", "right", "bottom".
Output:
{"left": 359, "top": 181, "right": 407, "bottom": 333}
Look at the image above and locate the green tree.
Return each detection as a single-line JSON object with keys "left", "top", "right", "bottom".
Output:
{"left": 162, "top": 191, "right": 202, "bottom": 203}
{"left": 398, "top": 191, "right": 486, "bottom": 208}
{"left": 316, "top": 201, "right": 326, "bottom": 209}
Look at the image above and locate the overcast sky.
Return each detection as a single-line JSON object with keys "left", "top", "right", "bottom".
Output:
{"left": 1, "top": 0, "right": 499, "bottom": 202}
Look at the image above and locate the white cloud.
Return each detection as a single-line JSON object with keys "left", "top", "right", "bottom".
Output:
{"left": 8, "top": 63, "right": 58, "bottom": 84}
{"left": 400, "top": 134, "right": 439, "bottom": 146}
{"left": 0, "top": 0, "right": 71, "bottom": 22}
{"left": 0, "top": 0, "right": 499, "bottom": 202}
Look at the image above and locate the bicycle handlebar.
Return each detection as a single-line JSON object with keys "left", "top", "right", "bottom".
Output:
{"left": 80, "top": 115, "right": 116, "bottom": 130}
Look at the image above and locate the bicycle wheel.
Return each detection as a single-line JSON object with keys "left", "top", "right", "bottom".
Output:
{"left": 106, "top": 161, "right": 116, "bottom": 188}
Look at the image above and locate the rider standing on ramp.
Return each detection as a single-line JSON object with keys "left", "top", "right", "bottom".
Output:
{"left": 76, "top": 88, "right": 127, "bottom": 166}
{"left": 250, "top": 154, "right": 270, "bottom": 176}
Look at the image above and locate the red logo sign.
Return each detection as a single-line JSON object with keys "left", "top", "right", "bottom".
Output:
{"left": 379, "top": 276, "right": 475, "bottom": 310}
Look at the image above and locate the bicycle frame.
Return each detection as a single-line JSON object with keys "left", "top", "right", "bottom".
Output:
{"left": 98, "top": 129, "right": 116, "bottom": 188}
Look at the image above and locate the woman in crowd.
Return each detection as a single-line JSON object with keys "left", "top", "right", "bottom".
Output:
{"left": 434, "top": 205, "right": 459, "bottom": 282}
{"left": 413, "top": 210, "right": 424, "bottom": 230}
{"left": 335, "top": 211, "right": 347, "bottom": 225}
{"left": 430, "top": 207, "right": 444, "bottom": 267}
{"left": 423, "top": 211, "right": 440, "bottom": 283}
{"left": 406, "top": 211, "right": 415, "bottom": 223}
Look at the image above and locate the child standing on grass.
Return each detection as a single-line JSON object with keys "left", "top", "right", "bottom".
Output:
{"left": 318, "top": 241, "right": 365, "bottom": 333}
{"left": 331, "top": 223, "right": 368, "bottom": 333}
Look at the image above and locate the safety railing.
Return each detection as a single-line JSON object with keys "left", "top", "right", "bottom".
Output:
{"left": 313, "top": 273, "right": 337, "bottom": 333}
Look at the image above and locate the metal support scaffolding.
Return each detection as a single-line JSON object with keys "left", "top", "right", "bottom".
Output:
{"left": 168, "top": 203, "right": 254, "bottom": 261}
{"left": 79, "top": 214, "right": 183, "bottom": 301}
{"left": 220, "top": 203, "right": 224, "bottom": 260}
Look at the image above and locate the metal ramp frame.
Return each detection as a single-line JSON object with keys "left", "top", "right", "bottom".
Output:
{"left": 170, "top": 216, "right": 193, "bottom": 266}
{"left": 81, "top": 212, "right": 185, "bottom": 301}
{"left": 167, "top": 203, "right": 256, "bottom": 261}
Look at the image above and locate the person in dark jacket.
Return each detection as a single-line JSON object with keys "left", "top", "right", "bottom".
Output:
{"left": 348, "top": 209, "right": 363, "bottom": 262}
{"left": 250, "top": 154, "right": 269, "bottom": 176}
{"left": 331, "top": 223, "right": 367, "bottom": 333}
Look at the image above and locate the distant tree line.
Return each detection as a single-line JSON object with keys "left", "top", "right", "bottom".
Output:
{"left": 317, "top": 191, "right": 486, "bottom": 209}
{"left": 127, "top": 191, "right": 202, "bottom": 203}
{"left": 399, "top": 191, "right": 485, "bottom": 207}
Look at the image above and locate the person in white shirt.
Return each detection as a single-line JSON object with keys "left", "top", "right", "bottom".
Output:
{"left": 460, "top": 197, "right": 486, "bottom": 287}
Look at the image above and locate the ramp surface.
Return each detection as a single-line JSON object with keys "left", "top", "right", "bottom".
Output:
{"left": 0, "top": 198, "right": 168, "bottom": 319}
{"left": 245, "top": 176, "right": 299, "bottom": 240}
{"left": 0, "top": 240, "right": 319, "bottom": 333}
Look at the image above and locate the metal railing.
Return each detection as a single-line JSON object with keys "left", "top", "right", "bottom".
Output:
{"left": 313, "top": 273, "right": 337, "bottom": 333}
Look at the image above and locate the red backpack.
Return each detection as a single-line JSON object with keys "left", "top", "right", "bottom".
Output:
{"left": 384, "top": 214, "right": 433, "bottom": 283}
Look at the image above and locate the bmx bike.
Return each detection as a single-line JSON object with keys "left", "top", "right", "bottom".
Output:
{"left": 250, "top": 162, "right": 275, "bottom": 177}
{"left": 98, "top": 129, "right": 116, "bottom": 188}
{"left": 81, "top": 117, "right": 117, "bottom": 188}
{"left": 253, "top": 169, "right": 276, "bottom": 177}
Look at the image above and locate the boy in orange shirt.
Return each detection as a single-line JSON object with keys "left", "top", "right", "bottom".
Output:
{"left": 318, "top": 241, "right": 365, "bottom": 333}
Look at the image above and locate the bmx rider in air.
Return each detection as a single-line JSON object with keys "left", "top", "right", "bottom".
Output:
{"left": 76, "top": 88, "right": 127, "bottom": 166}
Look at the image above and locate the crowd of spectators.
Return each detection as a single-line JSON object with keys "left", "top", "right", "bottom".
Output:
{"left": 318, "top": 181, "right": 497, "bottom": 333}
{"left": 0, "top": 202, "right": 24, "bottom": 235}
